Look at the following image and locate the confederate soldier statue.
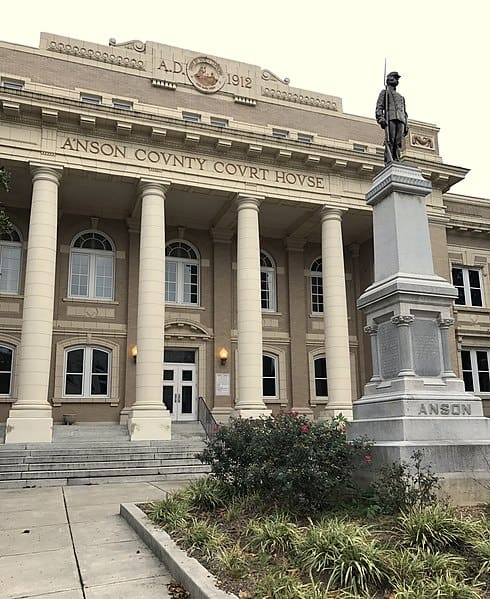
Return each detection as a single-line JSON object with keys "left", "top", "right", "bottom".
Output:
{"left": 375, "top": 71, "right": 408, "bottom": 164}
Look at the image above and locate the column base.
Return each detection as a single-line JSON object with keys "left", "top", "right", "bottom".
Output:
{"left": 128, "top": 405, "right": 171, "bottom": 441}
{"left": 211, "top": 406, "right": 234, "bottom": 424}
{"left": 5, "top": 406, "right": 53, "bottom": 443}
{"left": 119, "top": 408, "right": 130, "bottom": 425}
{"left": 232, "top": 408, "right": 272, "bottom": 419}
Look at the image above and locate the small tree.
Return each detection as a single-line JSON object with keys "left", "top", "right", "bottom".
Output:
{"left": 0, "top": 166, "right": 13, "bottom": 235}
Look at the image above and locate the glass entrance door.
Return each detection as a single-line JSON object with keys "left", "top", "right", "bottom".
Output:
{"left": 163, "top": 350, "right": 197, "bottom": 421}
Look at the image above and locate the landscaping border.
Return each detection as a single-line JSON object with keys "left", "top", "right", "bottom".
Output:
{"left": 120, "top": 503, "right": 238, "bottom": 599}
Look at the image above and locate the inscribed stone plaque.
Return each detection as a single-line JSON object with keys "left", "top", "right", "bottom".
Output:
{"left": 215, "top": 373, "right": 230, "bottom": 396}
{"left": 412, "top": 318, "right": 441, "bottom": 376}
{"left": 378, "top": 321, "right": 400, "bottom": 379}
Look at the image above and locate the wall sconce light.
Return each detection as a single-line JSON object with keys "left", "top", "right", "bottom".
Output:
{"left": 131, "top": 345, "right": 138, "bottom": 363}
{"left": 218, "top": 347, "right": 228, "bottom": 366}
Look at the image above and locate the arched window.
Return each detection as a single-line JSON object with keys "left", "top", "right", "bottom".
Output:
{"left": 314, "top": 355, "right": 328, "bottom": 398}
{"left": 69, "top": 231, "right": 114, "bottom": 300}
{"left": 165, "top": 241, "right": 200, "bottom": 306}
{"left": 260, "top": 250, "right": 276, "bottom": 311}
{"left": 0, "top": 228, "right": 22, "bottom": 294}
{"left": 64, "top": 346, "right": 111, "bottom": 397}
{"left": 0, "top": 344, "right": 14, "bottom": 395}
{"left": 310, "top": 257, "right": 323, "bottom": 314}
{"left": 263, "top": 353, "right": 278, "bottom": 398}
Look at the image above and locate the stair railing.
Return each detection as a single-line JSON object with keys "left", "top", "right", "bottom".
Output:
{"left": 197, "top": 396, "right": 219, "bottom": 442}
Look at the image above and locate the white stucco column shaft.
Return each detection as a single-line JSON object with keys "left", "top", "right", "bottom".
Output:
{"left": 5, "top": 164, "right": 62, "bottom": 444}
{"left": 128, "top": 179, "right": 172, "bottom": 441}
{"left": 321, "top": 207, "right": 352, "bottom": 418}
{"left": 235, "top": 194, "right": 270, "bottom": 417}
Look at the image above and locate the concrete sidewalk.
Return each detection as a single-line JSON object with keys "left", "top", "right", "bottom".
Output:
{"left": 0, "top": 481, "right": 189, "bottom": 598}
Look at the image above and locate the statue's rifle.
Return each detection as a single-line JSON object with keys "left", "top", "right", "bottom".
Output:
{"left": 383, "top": 59, "right": 393, "bottom": 163}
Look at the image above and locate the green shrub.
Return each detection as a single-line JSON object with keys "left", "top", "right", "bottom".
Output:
{"left": 198, "top": 413, "right": 371, "bottom": 512}
{"left": 296, "top": 517, "right": 387, "bottom": 594}
{"left": 245, "top": 512, "right": 302, "bottom": 554}
{"left": 368, "top": 450, "right": 440, "bottom": 514}
{"left": 397, "top": 504, "right": 473, "bottom": 553}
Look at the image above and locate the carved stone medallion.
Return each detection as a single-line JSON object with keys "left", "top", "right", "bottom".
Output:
{"left": 186, "top": 56, "right": 225, "bottom": 94}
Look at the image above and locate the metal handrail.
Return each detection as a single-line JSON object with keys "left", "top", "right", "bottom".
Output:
{"left": 197, "top": 396, "right": 219, "bottom": 442}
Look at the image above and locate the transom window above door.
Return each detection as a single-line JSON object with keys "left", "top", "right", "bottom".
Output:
{"left": 69, "top": 231, "right": 115, "bottom": 300}
{"left": 165, "top": 241, "right": 200, "bottom": 306}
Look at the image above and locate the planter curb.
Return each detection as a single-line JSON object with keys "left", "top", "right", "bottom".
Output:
{"left": 120, "top": 502, "right": 238, "bottom": 599}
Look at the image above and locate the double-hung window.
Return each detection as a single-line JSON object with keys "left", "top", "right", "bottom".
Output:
{"left": 165, "top": 241, "right": 200, "bottom": 306}
{"left": 451, "top": 267, "right": 484, "bottom": 307}
{"left": 0, "top": 228, "right": 22, "bottom": 294}
{"left": 311, "top": 257, "right": 323, "bottom": 314}
{"left": 64, "top": 346, "right": 110, "bottom": 397}
{"left": 260, "top": 251, "right": 276, "bottom": 311}
{"left": 461, "top": 349, "right": 490, "bottom": 393}
{"left": 263, "top": 353, "right": 278, "bottom": 398}
{"left": 0, "top": 344, "right": 14, "bottom": 396}
{"left": 314, "top": 355, "right": 328, "bottom": 398}
{"left": 69, "top": 232, "right": 114, "bottom": 300}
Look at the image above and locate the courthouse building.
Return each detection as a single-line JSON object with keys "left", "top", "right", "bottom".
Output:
{"left": 0, "top": 33, "right": 488, "bottom": 442}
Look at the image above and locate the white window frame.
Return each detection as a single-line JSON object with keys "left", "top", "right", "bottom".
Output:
{"left": 210, "top": 116, "right": 228, "bottom": 127}
{"left": 1, "top": 78, "right": 24, "bottom": 90}
{"left": 262, "top": 352, "right": 278, "bottom": 399}
{"left": 63, "top": 346, "right": 111, "bottom": 398}
{"left": 260, "top": 250, "right": 276, "bottom": 312}
{"left": 310, "top": 257, "right": 324, "bottom": 314}
{"left": 461, "top": 348, "right": 490, "bottom": 394}
{"left": 313, "top": 355, "right": 328, "bottom": 399}
{"left": 165, "top": 240, "right": 200, "bottom": 307}
{"left": 272, "top": 128, "right": 289, "bottom": 139}
{"left": 0, "top": 344, "right": 14, "bottom": 396}
{"left": 112, "top": 99, "right": 133, "bottom": 110}
{"left": 297, "top": 132, "right": 313, "bottom": 143}
{"left": 182, "top": 112, "right": 201, "bottom": 123}
{"left": 80, "top": 93, "right": 102, "bottom": 105}
{"left": 452, "top": 266, "right": 484, "bottom": 307}
{"left": 69, "top": 231, "right": 115, "bottom": 301}
{"left": 0, "top": 227, "right": 22, "bottom": 295}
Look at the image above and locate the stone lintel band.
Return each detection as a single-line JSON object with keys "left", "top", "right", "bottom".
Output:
{"left": 391, "top": 315, "right": 415, "bottom": 377}
{"left": 321, "top": 205, "right": 352, "bottom": 416}
{"left": 5, "top": 163, "right": 63, "bottom": 443}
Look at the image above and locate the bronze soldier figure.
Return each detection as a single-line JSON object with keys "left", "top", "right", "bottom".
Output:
{"left": 375, "top": 71, "right": 408, "bottom": 164}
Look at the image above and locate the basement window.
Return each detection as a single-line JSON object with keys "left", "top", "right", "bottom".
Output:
{"left": 272, "top": 128, "right": 289, "bottom": 139}
{"left": 297, "top": 133, "right": 313, "bottom": 143}
{"left": 353, "top": 143, "right": 367, "bottom": 152}
{"left": 112, "top": 99, "right": 133, "bottom": 111}
{"left": 210, "top": 116, "right": 228, "bottom": 127}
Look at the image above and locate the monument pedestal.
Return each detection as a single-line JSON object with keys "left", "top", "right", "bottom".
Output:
{"left": 352, "top": 163, "right": 490, "bottom": 502}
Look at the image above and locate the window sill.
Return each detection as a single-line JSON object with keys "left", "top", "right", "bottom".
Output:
{"left": 264, "top": 398, "right": 287, "bottom": 406}
{"left": 0, "top": 293, "right": 23, "bottom": 299}
{"left": 166, "top": 304, "right": 205, "bottom": 311}
{"left": 0, "top": 396, "right": 15, "bottom": 403}
{"left": 52, "top": 397, "right": 120, "bottom": 407}
{"left": 310, "top": 397, "right": 329, "bottom": 406}
{"left": 262, "top": 311, "right": 282, "bottom": 316}
{"left": 63, "top": 297, "right": 119, "bottom": 305}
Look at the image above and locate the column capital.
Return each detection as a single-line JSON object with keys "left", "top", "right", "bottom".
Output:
{"left": 139, "top": 178, "right": 171, "bottom": 197}
{"left": 364, "top": 324, "right": 378, "bottom": 336}
{"left": 320, "top": 205, "right": 347, "bottom": 222}
{"left": 391, "top": 314, "right": 415, "bottom": 327}
{"left": 438, "top": 317, "right": 455, "bottom": 329}
{"left": 236, "top": 193, "right": 264, "bottom": 211}
{"left": 29, "top": 162, "right": 63, "bottom": 185}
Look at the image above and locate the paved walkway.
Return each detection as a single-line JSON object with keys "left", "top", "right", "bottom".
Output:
{"left": 0, "top": 481, "right": 189, "bottom": 599}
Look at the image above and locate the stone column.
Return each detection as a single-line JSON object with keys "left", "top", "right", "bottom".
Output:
{"left": 438, "top": 317, "right": 456, "bottom": 378}
{"left": 321, "top": 207, "right": 352, "bottom": 418}
{"left": 234, "top": 194, "right": 270, "bottom": 418}
{"left": 5, "top": 164, "right": 62, "bottom": 443}
{"left": 286, "top": 237, "right": 312, "bottom": 415}
{"left": 364, "top": 325, "right": 381, "bottom": 383}
{"left": 128, "top": 179, "right": 172, "bottom": 441}
{"left": 391, "top": 315, "right": 415, "bottom": 377}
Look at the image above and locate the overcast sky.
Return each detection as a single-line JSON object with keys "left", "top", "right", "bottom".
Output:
{"left": 3, "top": 0, "right": 488, "bottom": 198}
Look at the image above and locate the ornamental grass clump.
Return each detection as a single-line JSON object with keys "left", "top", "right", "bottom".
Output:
{"left": 392, "top": 574, "right": 484, "bottom": 599}
{"left": 397, "top": 504, "right": 474, "bottom": 553}
{"left": 245, "top": 512, "right": 302, "bottom": 554}
{"left": 198, "top": 412, "right": 371, "bottom": 512}
{"left": 147, "top": 495, "right": 190, "bottom": 532}
{"left": 181, "top": 476, "right": 231, "bottom": 511}
{"left": 388, "top": 548, "right": 468, "bottom": 586}
{"left": 182, "top": 517, "right": 228, "bottom": 558}
{"left": 215, "top": 544, "right": 249, "bottom": 580}
{"left": 296, "top": 517, "right": 388, "bottom": 595}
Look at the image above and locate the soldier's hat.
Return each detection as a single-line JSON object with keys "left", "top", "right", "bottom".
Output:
{"left": 387, "top": 71, "right": 401, "bottom": 79}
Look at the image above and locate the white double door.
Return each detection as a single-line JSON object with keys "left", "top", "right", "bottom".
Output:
{"left": 163, "top": 362, "right": 197, "bottom": 421}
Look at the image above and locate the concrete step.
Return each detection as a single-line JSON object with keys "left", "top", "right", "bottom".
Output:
{"left": 1, "top": 463, "right": 210, "bottom": 481}
{"left": 0, "top": 450, "right": 201, "bottom": 465}
{"left": 0, "top": 439, "right": 206, "bottom": 451}
{"left": 0, "top": 457, "right": 204, "bottom": 473}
